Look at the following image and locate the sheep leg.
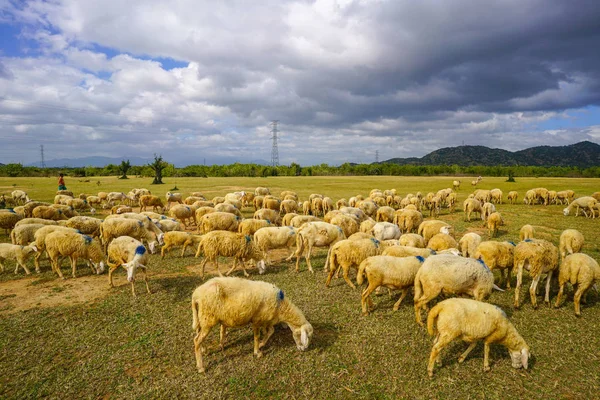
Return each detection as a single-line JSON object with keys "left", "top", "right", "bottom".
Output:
{"left": 414, "top": 292, "right": 438, "bottom": 326}
{"left": 361, "top": 283, "right": 377, "bottom": 315}
{"left": 458, "top": 342, "right": 477, "bottom": 363}
{"left": 194, "top": 326, "right": 212, "bottom": 373}
{"left": 483, "top": 342, "right": 491, "bottom": 372}
{"left": 219, "top": 325, "right": 226, "bottom": 351}
{"left": 529, "top": 274, "right": 542, "bottom": 309}
{"left": 427, "top": 334, "right": 452, "bottom": 377}
{"left": 573, "top": 285, "right": 586, "bottom": 316}
{"left": 17, "top": 261, "right": 32, "bottom": 275}
{"left": 259, "top": 325, "right": 275, "bottom": 349}
{"left": 199, "top": 258, "right": 208, "bottom": 279}
{"left": 544, "top": 271, "right": 553, "bottom": 305}
{"left": 140, "top": 265, "right": 151, "bottom": 294}
{"left": 252, "top": 325, "right": 263, "bottom": 358}
{"left": 236, "top": 257, "right": 250, "bottom": 277}
{"left": 181, "top": 243, "right": 188, "bottom": 257}
{"left": 34, "top": 252, "right": 42, "bottom": 273}
{"left": 161, "top": 244, "right": 169, "bottom": 259}
{"left": 52, "top": 257, "right": 65, "bottom": 280}
{"left": 225, "top": 259, "right": 237, "bottom": 276}
{"left": 70, "top": 257, "right": 78, "bottom": 279}
{"left": 325, "top": 267, "right": 336, "bottom": 287}
{"left": 130, "top": 281, "right": 137, "bottom": 298}
{"left": 342, "top": 265, "right": 356, "bottom": 289}
{"left": 0, "top": 260, "right": 4, "bottom": 272}
{"left": 513, "top": 263, "right": 524, "bottom": 308}
{"left": 393, "top": 289, "right": 409, "bottom": 311}
{"left": 554, "top": 283, "right": 565, "bottom": 308}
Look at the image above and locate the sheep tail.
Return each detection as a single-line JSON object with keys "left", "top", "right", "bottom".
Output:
{"left": 356, "top": 260, "right": 367, "bottom": 286}
{"left": 192, "top": 298, "right": 200, "bottom": 332}
{"left": 426, "top": 303, "right": 441, "bottom": 337}
{"left": 9, "top": 229, "right": 16, "bottom": 245}
{"left": 413, "top": 269, "right": 423, "bottom": 303}
{"left": 328, "top": 248, "right": 338, "bottom": 273}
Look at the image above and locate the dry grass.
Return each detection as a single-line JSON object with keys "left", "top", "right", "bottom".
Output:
{"left": 1, "top": 176, "right": 599, "bottom": 399}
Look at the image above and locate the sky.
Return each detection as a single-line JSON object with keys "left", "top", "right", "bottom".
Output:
{"left": 1, "top": 0, "right": 600, "bottom": 167}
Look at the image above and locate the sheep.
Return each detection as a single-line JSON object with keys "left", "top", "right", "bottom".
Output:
{"left": 289, "top": 214, "right": 320, "bottom": 228}
{"left": 322, "top": 197, "right": 334, "bottom": 214}
{"left": 106, "top": 236, "right": 151, "bottom": 297}
{"left": 463, "top": 198, "right": 482, "bottom": 222}
{"left": 310, "top": 197, "right": 324, "bottom": 217}
{"left": 293, "top": 221, "right": 346, "bottom": 272}
{"left": 486, "top": 212, "right": 504, "bottom": 238}
{"left": 99, "top": 218, "right": 161, "bottom": 254}
{"left": 104, "top": 213, "right": 165, "bottom": 243}
{"left": 339, "top": 206, "right": 368, "bottom": 222}
{"left": 106, "top": 192, "right": 129, "bottom": 207}
{"left": 481, "top": 202, "right": 496, "bottom": 222}
{"left": 563, "top": 197, "right": 598, "bottom": 218}
{"left": 139, "top": 195, "right": 165, "bottom": 213}
{"left": 426, "top": 298, "right": 530, "bottom": 376}
{"left": 507, "top": 191, "right": 518, "bottom": 204}
{"left": 453, "top": 180, "right": 461, "bottom": 190}
{"left": 254, "top": 209, "right": 282, "bottom": 226}
{"left": 199, "top": 212, "right": 240, "bottom": 234}
{"left": 238, "top": 219, "right": 272, "bottom": 236}
{"left": 50, "top": 204, "right": 79, "bottom": 218}
{"left": 54, "top": 194, "right": 73, "bottom": 205}
{"left": 86, "top": 195, "right": 102, "bottom": 208}
{"left": 263, "top": 197, "right": 281, "bottom": 211}
{"left": 394, "top": 209, "right": 423, "bottom": 234}
{"left": 280, "top": 190, "right": 298, "bottom": 200}
{"left": 375, "top": 206, "right": 395, "bottom": 223}
{"left": 32, "top": 206, "right": 68, "bottom": 221}
{"left": 548, "top": 190, "right": 557, "bottom": 204}
{"left": 255, "top": 187, "right": 270, "bottom": 196}
{"left": 357, "top": 255, "right": 425, "bottom": 315}
{"left": 556, "top": 190, "right": 572, "bottom": 205}
{"left": 349, "top": 232, "right": 373, "bottom": 240}
{"left": 336, "top": 198, "right": 348, "bottom": 210}
{"left": 427, "top": 233, "right": 458, "bottom": 252}
{"left": 165, "top": 192, "right": 183, "bottom": 210}
{"left": 111, "top": 205, "right": 132, "bottom": 215}
{"left": 400, "top": 233, "right": 425, "bottom": 248}
{"left": 325, "top": 238, "right": 385, "bottom": 289}
{"left": 302, "top": 200, "right": 311, "bottom": 215}
{"left": 63, "top": 216, "right": 102, "bottom": 237}
{"left": 532, "top": 188, "right": 550, "bottom": 205}
{"left": 281, "top": 212, "right": 299, "bottom": 227}
{"left": 194, "top": 231, "right": 264, "bottom": 278}
{"left": 329, "top": 213, "right": 360, "bottom": 238}
{"left": 418, "top": 220, "right": 452, "bottom": 246}
{"left": 279, "top": 199, "right": 298, "bottom": 215}
{"left": 458, "top": 232, "right": 482, "bottom": 258}
{"left": 195, "top": 206, "right": 216, "bottom": 222}
{"left": 253, "top": 226, "right": 298, "bottom": 271}
{"left": 513, "top": 239, "right": 559, "bottom": 309}
{"left": 473, "top": 189, "right": 491, "bottom": 204}
{"left": 0, "top": 243, "right": 38, "bottom": 274}
{"left": 191, "top": 276, "right": 313, "bottom": 373}
{"left": 383, "top": 245, "right": 436, "bottom": 259}
{"left": 554, "top": 253, "right": 600, "bottom": 316}
{"left": 45, "top": 231, "right": 105, "bottom": 279}
{"left": 11, "top": 190, "right": 30, "bottom": 205}
{"left": 12, "top": 206, "right": 25, "bottom": 218}
{"left": 519, "top": 224, "right": 535, "bottom": 241}
{"left": 358, "top": 200, "right": 378, "bottom": 219}
{"left": 56, "top": 189, "right": 74, "bottom": 197}
{"left": 413, "top": 254, "right": 502, "bottom": 325}
{"left": 253, "top": 195, "right": 265, "bottom": 211}
{"left": 489, "top": 188, "right": 503, "bottom": 204}
{"left": 185, "top": 196, "right": 206, "bottom": 205}
{"left": 559, "top": 229, "right": 584, "bottom": 261}
{"left": 474, "top": 241, "right": 515, "bottom": 289}
{"left": 360, "top": 218, "right": 377, "bottom": 233}
{"left": 32, "top": 225, "right": 77, "bottom": 272}
{"left": 21, "top": 201, "right": 50, "bottom": 218}
{"left": 370, "top": 222, "right": 401, "bottom": 242}
{"left": 66, "top": 198, "right": 88, "bottom": 210}
{"left": 161, "top": 231, "right": 203, "bottom": 258}
{"left": 10, "top": 223, "right": 45, "bottom": 246}
{"left": 169, "top": 204, "right": 196, "bottom": 229}
{"left": 0, "top": 210, "right": 23, "bottom": 234}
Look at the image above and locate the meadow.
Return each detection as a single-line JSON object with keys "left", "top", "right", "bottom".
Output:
{"left": 1, "top": 175, "right": 599, "bottom": 399}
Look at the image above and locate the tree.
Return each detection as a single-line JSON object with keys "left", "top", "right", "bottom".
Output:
{"left": 119, "top": 159, "right": 131, "bottom": 179}
{"left": 149, "top": 154, "right": 168, "bottom": 184}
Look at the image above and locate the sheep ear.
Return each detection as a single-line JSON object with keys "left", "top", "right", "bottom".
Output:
{"left": 300, "top": 327, "right": 309, "bottom": 347}
{"left": 521, "top": 349, "right": 529, "bottom": 370}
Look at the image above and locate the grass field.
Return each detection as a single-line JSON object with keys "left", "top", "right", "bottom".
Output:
{"left": 1, "top": 175, "right": 599, "bottom": 399}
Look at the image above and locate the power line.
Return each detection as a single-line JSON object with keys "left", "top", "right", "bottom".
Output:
{"left": 375, "top": 150, "right": 379, "bottom": 163}
{"left": 40, "top": 145, "right": 45, "bottom": 168}
{"left": 271, "top": 120, "right": 279, "bottom": 167}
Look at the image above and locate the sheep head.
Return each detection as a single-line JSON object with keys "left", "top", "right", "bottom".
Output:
{"left": 291, "top": 323, "right": 313, "bottom": 352}
{"left": 509, "top": 347, "right": 530, "bottom": 370}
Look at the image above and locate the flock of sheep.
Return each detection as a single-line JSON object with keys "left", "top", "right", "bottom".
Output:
{"left": 0, "top": 181, "right": 599, "bottom": 376}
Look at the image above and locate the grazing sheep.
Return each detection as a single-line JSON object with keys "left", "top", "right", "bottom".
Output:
{"left": 86, "top": 195, "right": 102, "bottom": 208}
{"left": 165, "top": 192, "right": 183, "bottom": 210}
{"left": 413, "top": 254, "right": 501, "bottom": 325}
{"left": 426, "top": 298, "right": 530, "bottom": 376}
{"left": 63, "top": 216, "right": 102, "bottom": 237}
{"left": 463, "top": 198, "right": 482, "bottom": 222}
{"left": 427, "top": 233, "right": 458, "bottom": 252}
{"left": 357, "top": 255, "right": 425, "bottom": 315}
{"left": 513, "top": 239, "right": 559, "bottom": 309}
{"left": 376, "top": 206, "right": 395, "bottom": 223}
{"left": 336, "top": 198, "right": 348, "bottom": 210}
{"left": 507, "top": 191, "right": 518, "bottom": 204}
{"left": 111, "top": 205, "right": 132, "bottom": 215}
{"left": 161, "top": 231, "right": 203, "bottom": 258}
{"left": 519, "top": 224, "right": 535, "bottom": 241}
{"left": 45, "top": 231, "right": 105, "bottom": 279}
{"left": 50, "top": 204, "right": 78, "bottom": 218}
{"left": 489, "top": 188, "right": 503, "bottom": 204}
{"left": 329, "top": 213, "right": 360, "bottom": 238}
{"left": 289, "top": 215, "right": 321, "bottom": 228}
{"left": 106, "top": 236, "right": 151, "bottom": 297}
{"left": 558, "top": 229, "right": 584, "bottom": 261}
{"left": 32, "top": 225, "right": 77, "bottom": 272}
{"left": 474, "top": 241, "right": 515, "bottom": 289}
{"left": 263, "top": 197, "right": 281, "bottom": 212}
{"left": 255, "top": 187, "right": 270, "bottom": 196}
{"left": 31, "top": 206, "right": 68, "bottom": 221}
{"left": 279, "top": 199, "right": 298, "bottom": 215}
{"left": 104, "top": 213, "right": 165, "bottom": 243}
{"left": 360, "top": 219, "right": 377, "bottom": 234}
{"left": 281, "top": 212, "right": 299, "bottom": 227}
{"left": 100, "top": 218, "right": 161, "bottom": 254}
{"left": 293, "top": 221, "right": 346, "bottom": 272}
{"left": 339, "top": 206, "right": 369, "bottom": 223}
{"left": 11, "top": 190, "right": 30, "bottom": 205}
{"left": 169, "top": 204, "right": 196, "bottom": 229}
{"left": 399, "top": 233, "right": 425, "bottom": 248}
{"left": 554, "top": 253, "right": 600, "bottom": 316}
{"left": 54, "top": 194, "right": 73, "bottom": 205}
{"left": 253, "top": 227, "right": 298, "bottom": 271}
{"left": 563, "top": 197, "right": 597, "bottom": 218}
{"left": 555, "top": 190, "right": 571, "bottom": 205}
{"left": 155, "top": 218, "right": 184, "bottom": 232}
{"left": 185, "top": 196, "right": 206, "bottom": 205}
{"left": 371, "top": 222, "right": 401, "bottom": 241}
{"left": 453, "top": 180, "right": 461, "bottom": 190}
{"left": 191, "top": 276, "right": 313, "bottom": 373}
{"left": 458, "top": 232, "right": 482, "bottom": 258}
{"left": 383, "top": 245, "right": 436, "bottom": 259}
{"left": 15, "top": 218, "right": 57, "bottom": 228}
{"left": 486, "top": 212, "right": 504, "bottom": 238}
{"left": 195, "top": 206, "right": 216, "bottom": 222}
{"left": 418, "top": 220, "right": 452, "bottom": 246}
{"left": 106, "top": 192, "right": 129, "bottom": 207}
{"left": 254, "top": 209, "right": 282, "bottom": 226}
{"left": 238, "top": 219, "right": 272, "bottom": 236}
{"left": 0, "top": 243, "right": 38, "bottom": 274}
{"left": 10, "top": 223, "right": 45, "bottom": 246}
{"left": 325, "top": 238, "right": 385, "bottom": 289}
{"left": 0, "top": 210, "right": 23, "bottom": 234}
{"left": 194, "top": 231, "right": 263, "bottom": 278}
{"left": 253, "top": 196, "right": 265, "bottom": 211}
{"left": 394, "top": 209, "right": 423, "bottom": 234}
{"left": 199, "top": 212, "right": 241, "bottom": 234}
{"left": 481, "top": 202, "right": 496, "bottom": 222}
{"left": 139, "top": 195, "right": 165, "bottom": 213}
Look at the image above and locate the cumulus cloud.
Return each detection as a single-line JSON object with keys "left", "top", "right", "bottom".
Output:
{"left": 0, "top": 0, "right": 599, "bottom": 165}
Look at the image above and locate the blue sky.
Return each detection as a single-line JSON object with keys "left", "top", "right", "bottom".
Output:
{"left": 1, "top": 0, "right": 599, "bottom": 166}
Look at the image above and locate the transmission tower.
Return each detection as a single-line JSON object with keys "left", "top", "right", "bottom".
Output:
{"left": 270, "top": 120, "right": 279, "bottom": 167}
{"left": 375, "top": 150, "right": 379, "bottom": 163}
{"left": 40, "top": 145, "right": 46, "bottom": 168}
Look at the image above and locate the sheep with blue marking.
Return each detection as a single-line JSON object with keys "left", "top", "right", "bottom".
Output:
{"left": 326, "top": 238, "right": 386, "bottom": 289}
{"left": 107, "top": 236, "right": 151, "bottom": 297}
{"left": 44, "top": 230, "right": 105, "bottom": 279}
{"left": 238, "top": 218, "right": 272, "bottom": 236}
{"left": 254, "top": 208, "right": 282, "bottom": 226}
{"left": 253, "top": 226, "right": 298, "bottom": 273}
{"left": 32, "top": 225, "right": 78, "bottom": 272}
{"left": 458, "top": 232, "right": 482, "bottom": 258}
{"left": 474, "top": 241, "right": 516, "bottom": 289}
{"left": 169, "top": 204, "right": 196, "bottom": 229}
{"left": 357, "top": 255, "right": 426, "bottom": 315}
{"left": 63, "top": 216, "right": 102, "bottom": 237}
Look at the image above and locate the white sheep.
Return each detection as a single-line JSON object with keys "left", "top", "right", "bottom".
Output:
{"left": 0, "top": 243, "right": 38, "bottom": 274}
{"left": 399, "top": 233, "right": 425, "bottom": 248}
{"left": 427, "top": 233, "right": 458, "bottom": 252}
{"left": 215, "top": 202, "right": 243, "bottom": 218}
{"left": 519, "top": 224, "right": 534, "bottom": 241}
{"left": 418, "top": 220, "right": 452, "bottom": 246}
{"left": 413, "top": 254, "right": 502, "bottom": 325}
{"left": 32, "top": 205, "right": 68, "bottom": 221}
{"left": 558, "top": 229, "right": 584, "bottom": 261}
{"left": 371, "top": 222, "right": 401, "bottom": 241}
{"left": 463, "top": 198, "right": 482, "bottom": 222}
{"left": 11, "top": 190, "right": 30, "bottom": 205}
{"left": 254, "top": 208, "right": 282, "bottom": 226}
{"left": 155, "top": 218, "right": 184, "bottom": 232}
{"left": 452, "top": 180, "right": 460, "bottom": 190}
{"left": 486, "top": 212, "right": 504, "bottom": 238}
{"left": 10, "top": 223, "right": 45, "bottom": 246}
{"left": 513, "top": 239, "right": 559, "bottom": 309}
{"left": 45, "top": 231, "right": 105, "bottom": 279}
{"left": 194, "top": 231, "right": 264, "bottom": 278}
{"left": 0, "top": 210, "right": 22, "bottom": 235}
{"left": 481, "top": 202, "right": 496, "bottom": 222}
{"left": 106, "top": 192, "right": 129, "bottom": 207}
{"left": 191, "top": 276, "right": 313, "bottom": 373}
{"left": 393, "top": 209, "right": 423, "bottom": 234}
{"left": 458, "top": 232, "right": 482, "bottom": 258}
{"left": 563, "top": 196, "right": 597, "bottom": 218}
{"left": 325, "top": 238, "right": 385, "bottom": 289}
{"left": 253, "top": 226, "right": 298, "bottom": 272}
{"left": 383, "top": 245, "right": 436, "bottom": 259}
{"left": 554, "top": 253, "right": 600, "bottom": 316}
{"left": 165, "top": 192, "right": 183, "bottom": 210}
{"left": 161, "top": 231, "right": 203, "bottom": 258}
{"left": 474, "top": 241, "right": 516, "bottom": 289}
{"left": 32, "top": 225, "right": 77, "bottom": 272}
{"left": 293, "top": 221, "right": 346, "bottom": 273}
{"left": 199, "top": 212, "right": 241, "bottom": 234}
{"left": 63, "top": 216, "right": 102, "bottom": 237}
{"left": 139, "top": 195, "right": 166, "bottom": 213}
{"left": 357, "top": 255, "right": 425, "bottom": 315}
{"left": 289, "top": 214, "right": 321, "bottom": 228}
{"left": 507, "top": 191, "right": 518, "bottom": 204}
{"left": 107, "top": 236, "right": 151, "bottom": 297}
{"left": 238, "top": 219, "right": 272, "bottom": 236}
{"left": 169, "top": 204, "right": 196, "bottom": 229}
{"left": 426, "top": 298, "right": 530, "bottom": 376}
{"left": 99, "top": 218, "right": 162, "bottom": 254}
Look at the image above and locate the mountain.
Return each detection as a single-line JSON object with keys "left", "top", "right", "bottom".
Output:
{"left": 383, "top": 141, "right": 600, "bottom": 167}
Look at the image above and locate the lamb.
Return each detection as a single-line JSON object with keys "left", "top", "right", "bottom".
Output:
{"left": 486, "top": 212, "right": 504, "bottom": 238}
{"left": 428, "top": 233, "right": 458, "bottom": 252}
{"left": 10, "top": 223, "right": 45, "bottom": 246}
{"left": 191, "top": 276, "right": 313, "bottom": 373}
{"left": 161, "top": 231, "right": 203, "bottom": 258}
{"left": 426, "top": 298, "right": 530, "bottom": 376}
{"left": 32, "top": 206, "right": 68, "bottom": 221}
{"left": 519, "top": 224, "right": 535, "bottom": 241}
{"left": 111, "top": 205, "right": 132, "bottom": 215}
{"left": 463, "top": 198, "right": 482, "bottom": 222}
{"left": 0, "top": 210, "right": 23, "bottom": 234}
{"left": 199, "top": 212, "right": 241, "bottom": 234}
{"left": 45, "top": 230, "right": 105, "bottom": 279}
{"left": 293, "top": 221, "right": 346, "bottom": 272}
{"left": 563, "top": 197, "right": 598, "bottom": 218}
{"left": 474, "top": 241, "right": 515, "bottom": 289}
{"left": 11, "top": 190, "right": 30, "bottom": 205}
{"left": 371, "top": 222, "right": 401, "bottom": 241}
{"left": 0, "top": 243, "right": 38, "bottom": 274}
{"left": 139, "top": 195, "right": 165, "bottom": 213}
{"left": 554, "top": 253, "right": 600, "bottom": 316}
{"left": 194, "top": 230, "right": 264, "bottom": 278}
{"left": 238, "top": 219, "right": 272, "bottom": 236}
{"left": 357, "top": 255, "right": 425, "bottom": 315}
{"left": 558, "top": 229, "right": 584, "bottom": 261}
{"left": 399, "top": 233, "right": 425, "bottom": 248}
{"left": 507, "top": 191, "right": 518, "bottom": 204}
{"left": 63, "top": 216, "right": 102, "bottom": 237}
{"left": 325, "top": 238, "right": 385, "bottom": 289}
{"left": 254, "top": 209, "right": 282, "bottom": 226}
{"left": 458, "top": 232, "right": 482, "bottom": 258}
{"left": 99, "top": 218, "right": 162, "bottom": 254}
{"left": 393, "top": 209, "right": 423, "bottom": 234}
{"left": 169, "top": 204, "right": 196, "bottom": 229}
{"left": 106, "top": 236, "right": 151, "bottom": 297}
{"left": 165, "top": 192, "right": 183, "bottom": 210}
{"left": 418, "top": 220, "right": 452, "bottom": 246}
{"left": 513, "top": 239, "right": 559, "bottom": 309}
{"left": 481, "top": 202, "right": 496, "bottom": 222}
{"left": 253, "top": 226, "right": 298, "bottom": 271}
{"left": 413, "top": 254, "right": 501, "bottom": 325}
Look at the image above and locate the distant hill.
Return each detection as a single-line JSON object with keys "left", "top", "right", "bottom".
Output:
{"left": 383, "top": 141, "right": 600, "bottom": 167}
